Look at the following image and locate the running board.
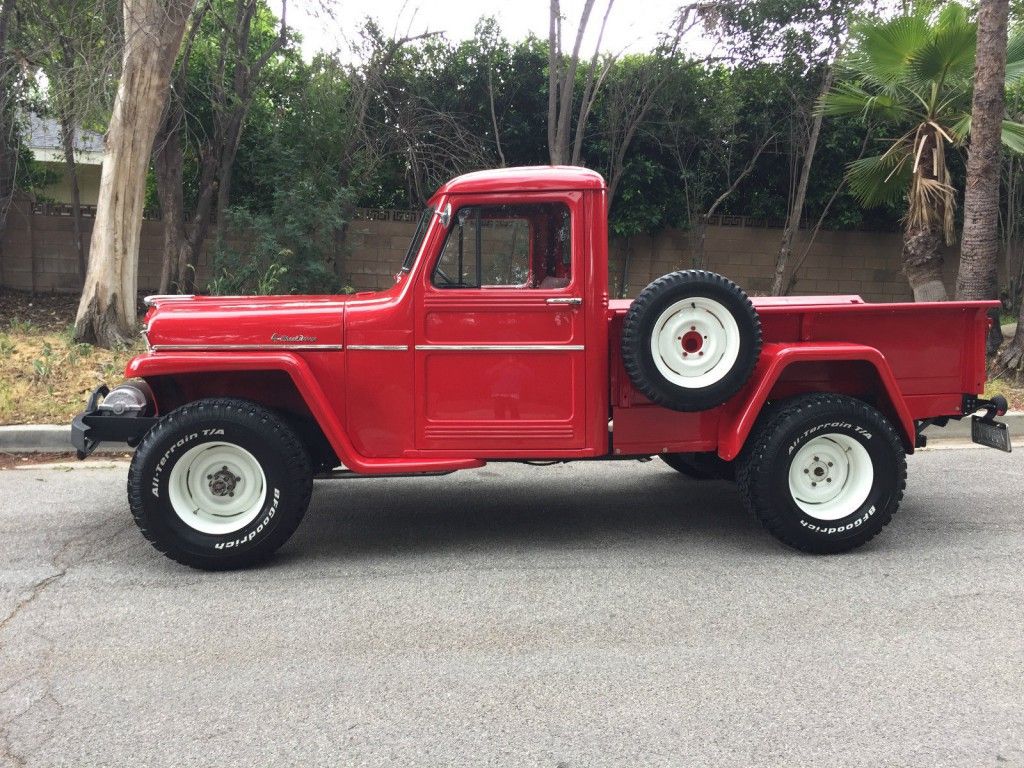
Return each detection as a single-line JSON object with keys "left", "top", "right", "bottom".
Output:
{"left": 314, "top": 468, "right": 456, "bottom": 480}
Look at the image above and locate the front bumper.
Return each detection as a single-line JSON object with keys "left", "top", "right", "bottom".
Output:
{"left": 71, "top": 384, "right": 160, "bottom": 458}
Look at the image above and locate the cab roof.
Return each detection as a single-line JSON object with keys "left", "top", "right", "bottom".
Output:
{"left": 433, "top": 166, "right": 607, "bottom": 197}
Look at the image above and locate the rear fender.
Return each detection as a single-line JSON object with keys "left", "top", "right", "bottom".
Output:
{"left": 717, "top": 342, "right": 916, "bottom": 461}
{"left": 126, "top": 352, "right": 483, "bottom": 475}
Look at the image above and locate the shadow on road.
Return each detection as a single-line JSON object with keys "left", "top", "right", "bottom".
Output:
{"left": 279, "top": 464, "right": 776, "bottom": 563}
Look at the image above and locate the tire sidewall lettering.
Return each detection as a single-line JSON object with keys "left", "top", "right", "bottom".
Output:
{"left": 774, "top": 417, "right": 890, "bottom": 539}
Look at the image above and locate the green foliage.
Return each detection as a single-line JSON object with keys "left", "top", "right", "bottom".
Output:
{"left": 824, "top": 3, "right": 1024, "bottom": 240}
{"left": 32, "top": 342, "right": 54, "bottom": 381}
{"left": 208, "top": 181, "right": 352, "bottom": 296}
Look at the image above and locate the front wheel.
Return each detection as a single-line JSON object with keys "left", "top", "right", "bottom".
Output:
{"left": 737, "top": 394, "right": 906, "bottom": 554}
{"left": 128, "top": 398, "right": 313, "bottom": 570}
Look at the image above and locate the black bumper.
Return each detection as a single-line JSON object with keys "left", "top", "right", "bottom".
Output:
{"left": 71, "top": 385, "right": 160, "bottom": 459}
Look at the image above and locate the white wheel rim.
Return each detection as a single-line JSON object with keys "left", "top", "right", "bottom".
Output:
{"left": 167, "top": 442, "right": 267, "bottom": 535}
{"left": 787, "top": 434, "right": 873, "bottom": 521}
{"left": 650, "top": 297, "right": 741, "bottom": 388}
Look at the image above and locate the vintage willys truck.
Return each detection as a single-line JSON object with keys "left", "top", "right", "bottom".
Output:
{"left": 73, "top": 166, "right": 1011, "bottom": 569}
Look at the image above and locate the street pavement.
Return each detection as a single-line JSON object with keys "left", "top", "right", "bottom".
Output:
{"left": 1, "top": 446, "right": 1022, "bottom": 767}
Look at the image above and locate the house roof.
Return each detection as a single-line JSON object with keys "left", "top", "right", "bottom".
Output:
{"left": 26, "top": 113, "right": 105, "bottom": 164}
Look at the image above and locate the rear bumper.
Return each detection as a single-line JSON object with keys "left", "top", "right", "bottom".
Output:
{"left": 71, "top": 385, "right": 159, "bottom": 458}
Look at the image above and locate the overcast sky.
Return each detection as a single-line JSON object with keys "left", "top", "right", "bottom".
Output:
{"left": 289, "top": 0, "right": 708, "bottom": 61}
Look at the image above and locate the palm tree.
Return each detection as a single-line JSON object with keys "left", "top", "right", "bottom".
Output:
{"left": 822, "top": 3, "right": 1024, "bottom": 302}
{"left": 957, "top": 0, "right": 1011, "bottom": 356}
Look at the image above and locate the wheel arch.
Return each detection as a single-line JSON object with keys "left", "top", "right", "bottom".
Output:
{"left": 128, "top": 352, "right": 343, "bottom": 470}
{"left": 717, "top": 343, "right": 916, "bottom": 461}
{"left": 125, "top": 352, "right": 484, "bottom": 475}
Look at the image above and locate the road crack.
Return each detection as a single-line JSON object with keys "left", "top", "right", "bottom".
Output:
{"left": 0, "top": 516, "right": 133, "bottom": 768}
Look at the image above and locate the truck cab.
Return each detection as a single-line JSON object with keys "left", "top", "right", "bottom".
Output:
{"left": 73, "top": 166, "right": 1011, "bottom": 570}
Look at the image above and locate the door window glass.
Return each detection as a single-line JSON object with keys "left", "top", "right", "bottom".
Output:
{"left": 431, "top": 203, "right": 572, "bottom": 289}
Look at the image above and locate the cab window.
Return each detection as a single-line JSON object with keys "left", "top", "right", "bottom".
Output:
{"left": 431, "top": 203, "right": 572, "bottom": 289}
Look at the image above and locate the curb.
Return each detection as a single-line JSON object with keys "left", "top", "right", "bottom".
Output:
{"left": 3, "top": 413, "right": 1022, "bottom": 454}
{"left": 921, "top": 411, "right": 1023, "bottom": 443}
{"left": 0, "top": 425, "right": 128, "bottom": 454}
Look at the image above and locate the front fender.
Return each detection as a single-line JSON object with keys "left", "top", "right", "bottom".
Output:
{"left": 126, "top": 352, "right": 482, "bottom": 475}
{"left": 717, "top": 342, "right": 916, "bottom": 461}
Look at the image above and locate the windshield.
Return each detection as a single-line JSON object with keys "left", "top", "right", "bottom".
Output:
{"left": 401, "top": 208, "right": 434, "bottom": 272}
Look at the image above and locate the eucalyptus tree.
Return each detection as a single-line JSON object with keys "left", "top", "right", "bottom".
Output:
{"left": 153, "top": 0, "right": 291, "bottom": 292}
{"left": 24, "top": 0, "right": 121, "bottom": 286}
{"left": 699, "top": 0, "right": 863, "bottom": 295}
{"left": 74, "top": 0, "right": 196, "bottom": 346}
{"left": 823, "top": 3, "right": 1024, "bottom": 302}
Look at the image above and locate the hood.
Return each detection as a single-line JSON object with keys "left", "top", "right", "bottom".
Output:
{"left": 143, "top": 294, "right": 351, "bottom": 350}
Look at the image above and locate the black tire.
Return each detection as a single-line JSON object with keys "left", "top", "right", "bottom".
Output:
{"left": 621, "top": 270, "right": 761, "bottom": 412}
{"left": 128, "top": 398, "right": 313, "bottom": 570}
{"left": 737, "top": 393, "right": 906, "bottom": 554}
{"left": 660, "top": 452, "right": 735, "bottom": 481}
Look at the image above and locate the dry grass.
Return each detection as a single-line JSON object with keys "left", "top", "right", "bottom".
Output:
{"left": 0, "top": 291, "right": 143, "bottom": 426}
{"left": 984, "top": 378, "right": 1024, "bottom": 411}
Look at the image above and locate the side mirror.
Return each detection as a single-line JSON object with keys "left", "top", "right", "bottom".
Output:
{"left": 438, "top": 202, "right": 452, "bottom": 229}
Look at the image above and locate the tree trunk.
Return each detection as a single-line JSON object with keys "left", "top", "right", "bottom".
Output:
{"left": 74, "top": 0, "right": 196, "bottom": 346}
{"left": 58, "top": 113, "right": 87, "bottom": 287}
{"left": 0, "top": 0, "right": 18, "bottom": 237}
{"left": 991, "top": 302, "right": 1024, "bottom": 383}
{"left": 153, "top": 106, "right": 185, "bottom": 293}
{"left": 771, "top": 68, "right": 832, "bottom": 296}
{"left": 956, "top": 0, "right": 1010, "bottom": 355}
{"left": 903, "top": 224, "right": 948, "bottom": 301}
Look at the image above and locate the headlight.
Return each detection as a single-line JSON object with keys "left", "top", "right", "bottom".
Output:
{"left": 98, "top": 381, "right": 155, "bottom": 416}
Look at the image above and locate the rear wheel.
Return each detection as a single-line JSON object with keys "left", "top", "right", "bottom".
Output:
{"left": 737, "top": 394, "right": 906, "bottom": 554}
{"left": 128, "top": 398, "right": 313, "bottom": 570}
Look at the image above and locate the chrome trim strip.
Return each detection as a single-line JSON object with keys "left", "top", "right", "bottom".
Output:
{"left": 346, "top": 344, "right": 409, "bottom": 351}
{"left": 150, "top": 344, "right": 343, "bottom": 352}
{"left": 415, "top": 344, "right": 585, "bottom": 352}
{"left": 144, "top": 294, "right": 195, "bottom": 307}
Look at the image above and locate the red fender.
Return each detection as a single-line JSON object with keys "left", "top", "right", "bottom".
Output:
{"left": 717, "top": 342, "right": 917, "bottom": 461}
{"left": 125, "top": 352, "right": 484, "bottom": 475}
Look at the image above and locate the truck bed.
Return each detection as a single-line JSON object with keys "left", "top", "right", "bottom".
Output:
{"left": 607, "top": 295, "right": 996, "bottom": 457}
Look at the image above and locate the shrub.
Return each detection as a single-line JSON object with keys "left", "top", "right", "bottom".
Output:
{"left": 208, "top": 182, "right": 353, "bottom": 296}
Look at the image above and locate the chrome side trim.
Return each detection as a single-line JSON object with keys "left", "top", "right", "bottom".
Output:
{"left": 346, "top": 344, "right": 409, "bottom": 351}
{"left": 150, "top": 344, "right": 344, "bottom": 352}
{"left": 144, "top": 294, "right": 195, "bottom": 307}
{"left": 414, "top": 344, "right": 585, "bottom": 352}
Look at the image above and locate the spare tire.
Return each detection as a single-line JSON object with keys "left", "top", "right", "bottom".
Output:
{"left": 621, "top": 270, "right": 761, "bottom": 412}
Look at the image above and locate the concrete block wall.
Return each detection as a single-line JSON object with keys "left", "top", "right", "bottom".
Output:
{"left": 0, "top": 200, "right": 965, "bottom": 302}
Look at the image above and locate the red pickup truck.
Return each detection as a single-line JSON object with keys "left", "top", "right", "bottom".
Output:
{"left": 73, "top": 166, "right": 1011, "bottom": 569}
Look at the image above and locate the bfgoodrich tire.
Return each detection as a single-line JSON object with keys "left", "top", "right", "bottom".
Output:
{"left": 621, "top": 270, "right": 761, "bottom": 412}
{"left": 128, "top": 398, "right": 313, "bottom": 570}
{"left": 737, "top": 393, "right": 906, "bottom": 554}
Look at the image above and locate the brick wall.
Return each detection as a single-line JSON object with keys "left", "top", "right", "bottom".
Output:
{"left": 1, "top": 200, "right": 963, "bottom": 302}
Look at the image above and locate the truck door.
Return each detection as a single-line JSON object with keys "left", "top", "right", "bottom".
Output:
{"left": 414, "top": 192, "right": 587, "bottom": 454}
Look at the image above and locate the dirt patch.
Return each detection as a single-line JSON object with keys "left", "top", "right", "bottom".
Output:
{"left": 0, "top": 290, "right": 144, "bottom": 425}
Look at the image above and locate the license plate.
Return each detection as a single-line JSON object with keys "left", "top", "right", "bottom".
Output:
{"left": 972, "top": 416, "right": 1012, "bottom": 452}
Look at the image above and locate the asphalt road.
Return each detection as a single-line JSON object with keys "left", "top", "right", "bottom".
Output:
{"left": 1, "top": 446, "right": 1022, "bottom": 767}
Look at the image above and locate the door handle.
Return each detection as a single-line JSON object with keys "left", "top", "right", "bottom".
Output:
{"left": 546, "top": 297, "right": 582, "bottom": 306}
